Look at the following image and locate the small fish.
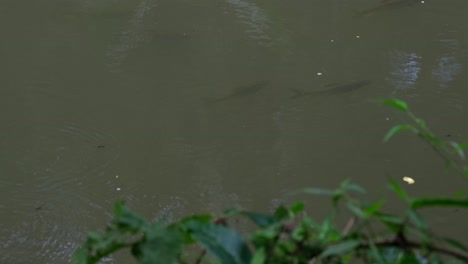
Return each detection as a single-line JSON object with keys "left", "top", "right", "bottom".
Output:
{"left": 207, "top": 80, "right": 270, "bottom": 104}
{"left": 359, "top": 0, "right": 421, "bottom": 16}
{"left": 289, "top": 80, "right": 371, "bottom": 99}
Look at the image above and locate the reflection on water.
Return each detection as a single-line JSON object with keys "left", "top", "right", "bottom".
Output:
{"left": 226, "top": 0, "right": 271, "bottom": 41}
{"left": 432, "top": 38, "right": 463, "bottom": 90}
{"left": 387, "top": 50, "right": 421, "bottom": 94}
{"left": 225, "top": 0, "right": 277, "bottom": 47}
{"left": 106, "top": 0, "right": 158, "bottom": 72}
{"left": 432, "top": 55, "right": 462, "bottom": 89}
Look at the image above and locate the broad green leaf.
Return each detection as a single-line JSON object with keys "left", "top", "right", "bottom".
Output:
{"left": 320, "top": 240, "right": 360, "bottom": 257}
{"left": 444, "top": 238, "right": 468, "bottom": 253}
{"left": 250, "top": 247, "right": 266, "bottom": 264}
{"left": 185, "top": 221, "right": 252, "bottom": 264}
{"left": 407, "top": 210, "right": 427, "bottom": 229}
{"left": 241, "top": 211, "right": 277, "bottom": 227}
{"left": 384, "top": 124, "right": 418, "bottom": 142}
{"left": 411, "top": 198, "right": 468, "bottom": 209}
{"left": 388, "top": 179, "right": 410, "bottom": 202}
{"left": 113, "top": 201, "right": 148, "bottom": 233}
{"left": 302, "top": 188, "right": 336, "bottom": 196}
{"left": 382, "top": 99, "right": 408, "bottom": 112}
{"left": 291, "top": 202, "right": 305, "bottom": 214}
{"left": 364, "top": 200, "right": 385, "bottom": 217}
{"left": 132, "top": 225, "right": 184, "bottom": 264}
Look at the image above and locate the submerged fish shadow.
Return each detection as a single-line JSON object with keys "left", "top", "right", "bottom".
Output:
{"left": 288, "top": 80, "right": 372, "bottom": 100}
{"left": 204, "top": 80, "right": 271, "bottom": 105}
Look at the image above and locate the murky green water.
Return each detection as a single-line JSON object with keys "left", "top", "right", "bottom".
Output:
{"left": 1, "top": 0, "right": 467, "bottom": 262}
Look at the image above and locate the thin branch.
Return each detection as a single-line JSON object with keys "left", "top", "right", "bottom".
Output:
{"left": 359, "top": 238, "right": 468, "bottom": 262}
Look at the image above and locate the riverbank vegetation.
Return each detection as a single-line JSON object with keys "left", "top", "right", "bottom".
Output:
{"left": 73, "top": 99, "right": 468, "bottom": 264}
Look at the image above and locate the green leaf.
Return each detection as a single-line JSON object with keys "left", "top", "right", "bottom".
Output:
{"left": 375, "top": 212, "right": 403, "bottom": 233}
{"left": 113, "top": 201, "right": 148, "bottom": 233}
{"left": 444, "top": 238, "right": 468, "bottom": 253}
{"left": 411, "top": 198, "right": 468, "bottom": 209}
{"left": 132, "top": 224, "right": 184, "bottom": 264}
{"left": 347, "top": 203, "right": 366, "bottom": 219}
{"left": 382, "top": 99, "right": 408, "bottom": 112}
{"left": 184, "top": 221, "right": 252, "bottom": 264}
{"left": 367, "top": 239, "right": 387, "bottom": 264}
{"left": 343, "top": 183, "right": 366, "bottom": 194}
{"left": 384, "top": 124, "right": 418, "bottom": 142}
{"left": 75, "top": 229, "right": 129, "bottom": 264}
{"left": 178, "top": 214, "right": 213, "bottom": 225}
{"left": 415, "top": 118, "right": 426, "bottom": 129}
{"left": 448, "top": 141, "right": 465, "bottom": 160}
{"left": 318, "top": 217, "right": 336, "bottom": 241}
{"left": 274, "top": 206, "right": 290, "bottom": 220}
{"left": 302, "top": 188, "right": 336, "bottom": 196}
{"left": 250, "top": 247, "right": 266, "bottom": 264}
{"left": 291, "top": 202, "right": 305, "bottom": 214}
{"left": 320, "top": 240, "right": 360, "bottom": 257}
{"left": 407, "top": 210, "right": 427, "bottom": 229}
{"left": 241, "top": 211, "right": 277, "bottom": 227}
{"left": 364, "top": 200, "right": 385, "bottom": 217}
{"left": 388, "top": 179, "right": 410, "bottom": 202}
{"left": 397, "top": 252, "right": 421, "bottom": 264}
{"left": 71, "top": 247, "right": 88, "bottom": 264}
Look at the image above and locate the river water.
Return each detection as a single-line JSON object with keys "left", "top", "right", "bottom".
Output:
{"left": 1, "top": 0, "right": 467, "bottom": 262}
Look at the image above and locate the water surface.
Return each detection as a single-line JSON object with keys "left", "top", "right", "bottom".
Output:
{"left": 1, "top": 0, "right": 468, "bottom": 262}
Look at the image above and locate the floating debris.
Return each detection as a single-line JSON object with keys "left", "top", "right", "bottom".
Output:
{"left": 403, "top": 176, "right": 415, "bottom": 184}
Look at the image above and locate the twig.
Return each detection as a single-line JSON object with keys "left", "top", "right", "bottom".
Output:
{"left": 359, "top": 238, "right": 468, "bottom": 262}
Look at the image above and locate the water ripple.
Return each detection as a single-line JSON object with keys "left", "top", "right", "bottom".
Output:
{"left": 0, "top": 123, "right": 120, "bottom": 263}
{"left": 225, "top": 0, "right": 278, "bottom": 47}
